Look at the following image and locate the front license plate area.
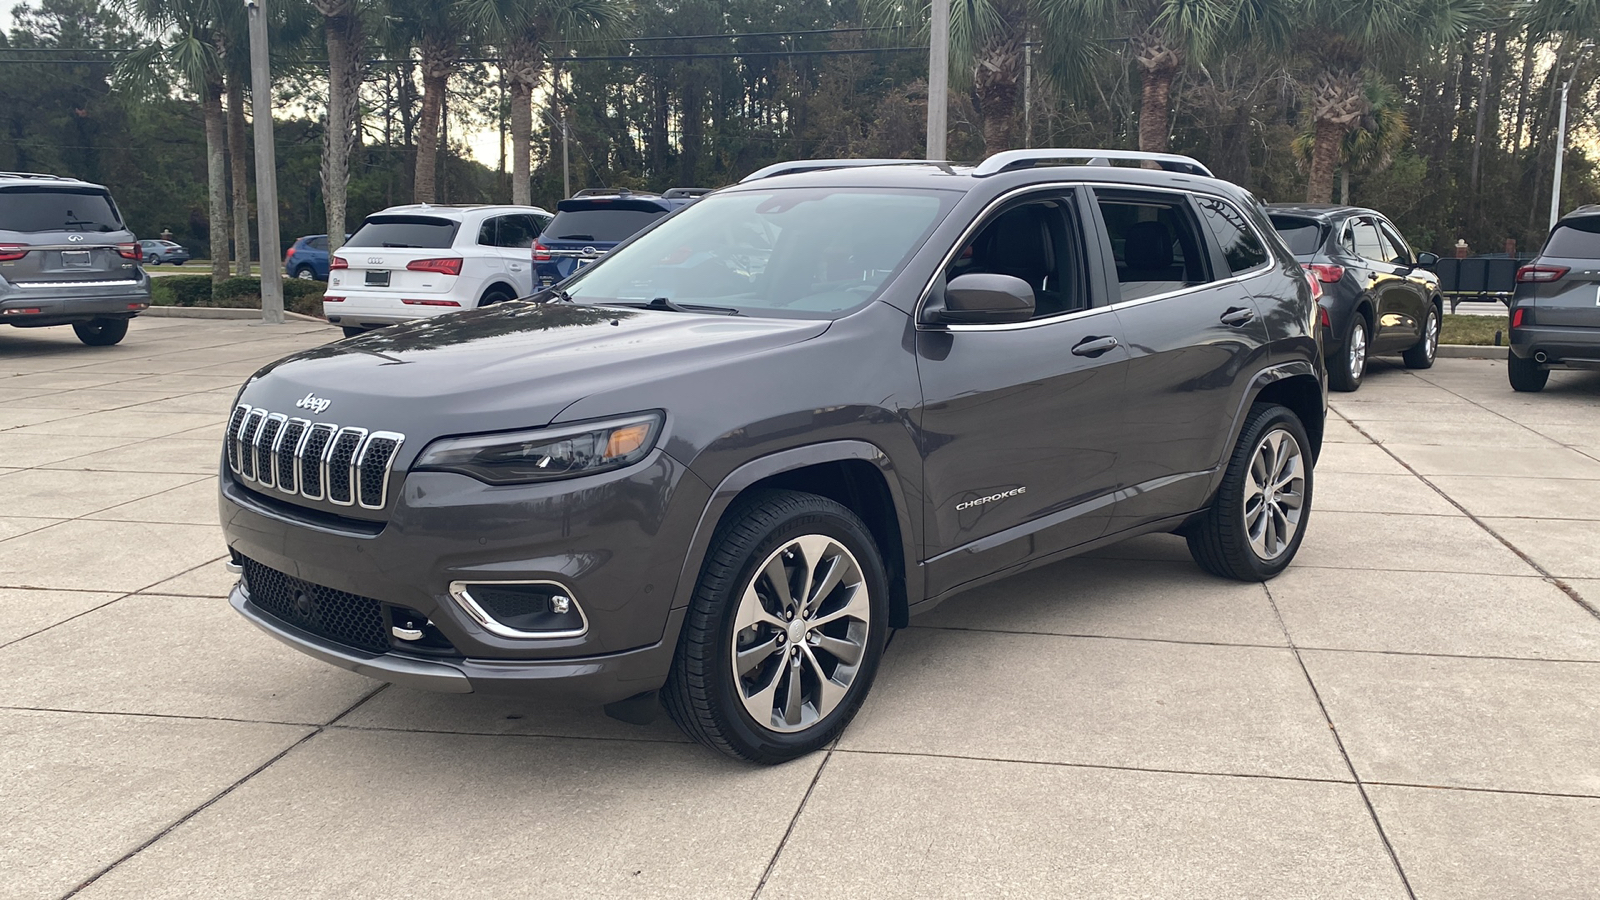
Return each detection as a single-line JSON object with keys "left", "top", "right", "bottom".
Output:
{"left": 365, "top": 270, "right": 390, "bottom": 287}
{"left": 61, "top": 250, "right": 91, "bottom": 268}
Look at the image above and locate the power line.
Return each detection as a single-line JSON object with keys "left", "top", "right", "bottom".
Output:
{"left": 552, "top": 26, "right": 901, "bottom": 44}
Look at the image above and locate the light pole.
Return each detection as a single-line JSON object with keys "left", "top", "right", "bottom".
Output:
{"left": 926, "top": 0, "right": 949, "bottom": 160}
{"left": 245, "top": 0, "right": 284, "bottom": 324}
{"left": 1550, "top": 39, "right": 1595, "bottom": 233}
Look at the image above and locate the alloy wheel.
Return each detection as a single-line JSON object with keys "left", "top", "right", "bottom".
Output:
{"left": 730, "top": 534, "right": 871, "bottom": 733}
{"left": 1243, "top": 429, "right": 1306, "bottom": 561}
{"left": 1348, "top": 321, "right": 1368, "bottom": 382}
{"left": 1425, "top": 311, "right": 1439, "bottom": 360}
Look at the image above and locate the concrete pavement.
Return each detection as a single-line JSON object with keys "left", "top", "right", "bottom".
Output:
{"left": 3, "top": 319, "right": 1599, "bottom": 899}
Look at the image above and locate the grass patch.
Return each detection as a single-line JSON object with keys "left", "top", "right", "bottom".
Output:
{"left": 1440, "top": 314, "right": 1509, "bottom": 346}
{"left": 151, "top": 274, "right": 326, "bottom": 318}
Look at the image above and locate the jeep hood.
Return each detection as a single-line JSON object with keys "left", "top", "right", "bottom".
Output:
{"left": 238, "top": 303, "right": 829, "bottom": 439}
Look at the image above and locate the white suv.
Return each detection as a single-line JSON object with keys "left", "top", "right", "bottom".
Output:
{"left": 324, "top": 204, "right": 552, "bottom": 337}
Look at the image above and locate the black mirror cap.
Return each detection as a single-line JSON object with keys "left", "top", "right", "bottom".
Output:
{"left": 1416, "top": 251, "right": 1440, "bottom": 268}
{"left": 931, "top": 273, "right": 1036, "bottom": 325}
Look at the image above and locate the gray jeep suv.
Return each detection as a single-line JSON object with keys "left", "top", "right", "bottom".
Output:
{"left": 0, "top": 172, "right": 150, "bottom": 345}
{"left": 219, "top": 150, "right": 1327, "bottom": 762}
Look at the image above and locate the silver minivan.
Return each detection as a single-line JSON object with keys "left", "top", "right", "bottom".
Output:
{"left": 0, "top": 172, "right": 150, "bottom": 345}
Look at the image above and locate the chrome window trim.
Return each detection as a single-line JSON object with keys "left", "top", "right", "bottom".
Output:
{"left": 323, "top": 426, "right": 369, "bottom": 507}
{"left": 276, "top": 417, "right": 312, "bottom": 495}
{"left": 922, "top": 181, "right": 1281, "bottom": 334}
{"left": 255, "top": 413, "right": 287, "bottom": 489}
{"left": 355, "top": 431, "right": 405, "bottom": 510}
{"left": 447, "top": 580, "right": 590, "bottom": 640}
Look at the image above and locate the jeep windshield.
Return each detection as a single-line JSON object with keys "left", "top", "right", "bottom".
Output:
{"left": 0, "top": 187, "right": 123, "bottom": 233}
{"left": 560, "top": 187, "right": 954, "bottom": 319}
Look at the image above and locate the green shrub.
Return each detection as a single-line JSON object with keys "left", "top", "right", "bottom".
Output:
{"left": 147, "top": 274, "right": 327, "bottom": 318}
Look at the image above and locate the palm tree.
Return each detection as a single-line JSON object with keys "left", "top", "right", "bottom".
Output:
{"left": 311, "top": 0, "right": 365, "bottom": 253}
{"left": 1297, "top": 0, "right": 1485, "bottom": 203}
{"left": 460, "top": 0, "right": 629, "bottom": 205}
{"left": 214, "top": 4, "right": 253, "bottom": 277}
{"left": 388, "top": 0, "right": 469, "bottom": 204}
{"left": 1292, "top": 78, "right": 1409, "bottom": 204}
{"left": 119, "top": 0, "right": 230, "bottom": 283}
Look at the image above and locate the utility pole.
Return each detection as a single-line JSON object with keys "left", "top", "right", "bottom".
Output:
{"left": 1023, "top": 42, "right": 1033, "bottom": 149}
{"left": 561, "top": 113, "right": 571, "bottom": 198}
{"left": 245, "top": 0, "right": 283, "bottom": 325}
{"left": 926, "top": 0, "right": 949, "bottom": 160}
{"left": 1551, "top": 40, "right": 1595, "bottom": 232}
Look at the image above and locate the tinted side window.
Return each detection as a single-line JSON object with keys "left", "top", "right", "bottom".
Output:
{"left": 1094, "top": 190, "right": 1213, "bottom": 302}
{"left": 1542, "top": 217, "right": 1600, "bottom": 258}
{"left": 477, "top": 218, "right": 498, "bottom": 246}
{"left": 944, "top": 193, "right": 1086, "bottom": 319}
{"left": 1349, "top": 220, "right": 1387, "bottom": 262}
{"left": 1197, "top": 196, "right": 1269, "bottom": 275}
{"left": 497, "top": 215, "right": 537, "bottom": 249}
{"left": 1377, "top": 221, "right": 1412, "bottom": 264}
{"left": 309, "top": 237, "right": 328, "bottom": 252}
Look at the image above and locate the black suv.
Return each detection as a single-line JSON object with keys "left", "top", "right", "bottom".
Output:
{"left": 219, "top": 150, "right": 1326, "bottom": 762}
{"left": 0, "top": 172, "right": 151, "bottom": 345}
{"left": 1508, "top": 206, "right": 1600, "bottom": 391}
{"left": 1268, "top": 204, "right": 1442, "bottom": 391}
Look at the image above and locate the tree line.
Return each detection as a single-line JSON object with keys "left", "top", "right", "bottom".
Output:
{"left": 3, "top": 0, "right": 1599, "bottom": 280}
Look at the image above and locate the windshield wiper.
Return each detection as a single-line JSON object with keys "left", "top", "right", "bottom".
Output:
{"left": 600, "top": 297, "right": 744, "bottom": 316}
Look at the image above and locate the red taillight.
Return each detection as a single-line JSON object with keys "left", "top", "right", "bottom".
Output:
{"left": 406, "top": 257, "right": 463, "bottom": 276}
{"left": 117, "top": 242, "right": 140, "bottom": 260}
{"left": 0, "top": 244, "right": 28, "bottom": 261}
{"left": 1303, "top": 270, "right": 1324, "bottom": 301}
{"left": 1, "top": 307, "right": 42, "bottom": 315}
{"left": 330, "top": 256, "right": 348, "bottom": 270}
{"left": 1516, "top": 264, "right": 1569, "bottom": 283}
{"left": 1308, "top": 263, "right": 1344, "bottom": 283}
{"left": 532, "top": 241, "right": 551, "bottom": 262}
{"left": 1511, "top": 307, "right": 1528, "bottom": 328}
{"left": 285, "top": 246, "right": 296, "bottom": 260}
{"left": 400, "top": 298, "right": 462, "bottom": 307}
{"left": 323, "top": 296, "right": 345, "bottom": 303}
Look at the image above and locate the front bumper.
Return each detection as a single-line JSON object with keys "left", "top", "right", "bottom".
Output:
{"left": 1510, "top": 324, "right": 1600, "bottom": 366}
{"left": 0, "top": 276, "right": 151, "bottom": 326}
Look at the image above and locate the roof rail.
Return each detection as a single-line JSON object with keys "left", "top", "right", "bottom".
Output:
{"left": 662, "top": 187, "right": 714, "bottom": 199}
{"left": 570, "top": 187, "right": 659, "bottom": 198}
{"left": 0, "top": 171, "right": 73, "bottom": 181}
{"left": 739, "top": 159, "right": 949, "bottom": 183}
{"left": 972, "top": 149, "right": 1213, "bottom": 178}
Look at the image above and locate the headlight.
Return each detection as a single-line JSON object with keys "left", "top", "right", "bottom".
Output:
{"left": 413, "top": 412, "right": 663, "bottom": 485}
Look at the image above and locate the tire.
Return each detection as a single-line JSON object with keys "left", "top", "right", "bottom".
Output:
{"left": 478, "top": 287, "right": 513, "bottom": 307}
{"left": 1508, "top": 352, "right": 1549, "bottom": 392}
{"left": 1402, "top": 303, "right": 1440, "bottom": 369}
{"left": 340, "top": 326, "right": 367, "bottom": 339}
{"left": 293, "top": 266, "right": 316, "bottom": 280}
{"left": 1328, "top": 313, "right": 1368, "bottom": 392}
{"left": 1186, "top": 403, "right": 1314, "bottom": 582}
{"left": 145, "top": 254, "right": 158, "bottom": 265}
{"left": 662, "top": 489, "right": 889, "bottom": 763}
{"left": 72, "top": 317, "right": 129, "bottom": 346}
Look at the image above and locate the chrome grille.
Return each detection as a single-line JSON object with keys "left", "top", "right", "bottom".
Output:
{"left": 228, "top": 403, "right": 404, "bottom": 511}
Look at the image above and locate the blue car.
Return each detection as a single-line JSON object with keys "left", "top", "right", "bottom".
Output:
{"left": 533, "top": 188, "right": 710, "bottom": 287}
{"left": 284, "top": 234, "right": 348, "bottom": 281}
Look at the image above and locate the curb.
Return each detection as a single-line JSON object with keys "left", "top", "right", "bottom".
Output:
{"left": 1436, "top": 344, "right": 1507, "bottom": 359}
{"left": 144, "top": 306, "right": 329, "bottom": 325}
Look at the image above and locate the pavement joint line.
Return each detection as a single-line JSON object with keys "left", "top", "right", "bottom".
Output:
{"left": 749, "top": 745, "right": 833, "bottom": 900}
{"left": 1339, "top": 413, "right": 1600, "bottom": 623}
{"left": 0, "top": 592, "right": 134, "bottom": 651}
{"left": 326, "top": 721, "right": 695, "bottom": 746}
{"left": 1261, "top": 582, "right": 1418, "bottom": 900}
{"left": 0, "top": 704, "right": 320, "bottom": 729}
{"left": 906, "top": 624, "right": 1600, "bottom": 664}
{"left": 1368, "top": 365, "right": 1600, "bottom": 465}
{"left": 1359, "top": 780, "right": 1600, "bottom": 802}
{"left": 829, "top": 746, "right": 1359, "bottom": 787}
{"left": 58, "top": 681, "right": 389, "bottom": 899}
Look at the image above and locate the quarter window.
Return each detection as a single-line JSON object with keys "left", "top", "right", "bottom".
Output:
{"left": 1196, "top": 196, "right": 1269, "bottom": 275}
{"left": 1094, "top": 190, "right": 1213, "bottom": 302}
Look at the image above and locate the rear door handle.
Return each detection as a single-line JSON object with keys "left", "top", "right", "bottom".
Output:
{"left": 1071, "top": 335, "right": 1120, "bottom": 357}
{"left": 1220, "top": 307, "right": 1256, "bottom": 326}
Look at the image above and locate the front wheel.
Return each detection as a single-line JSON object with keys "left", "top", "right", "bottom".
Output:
{"left": 1508, "top": 352, "right": 1549, "bottom": 392}
{"left": 1402, "top": 304, "right": 1440, "bottom": 369}
{"left": 72, "top": 317, "right": 129, "bottom": 346}
{"left": 1328, "top": 314, "right": 1367, "bottom": 392}
{"left": 662, "top": 490, "right": 889, "bottom": 763}
{"left": 1186, "top": 403, "right": 1313, "bottom": 581}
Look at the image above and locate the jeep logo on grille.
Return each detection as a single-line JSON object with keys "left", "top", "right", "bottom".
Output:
{"left": 295, "top": 392, "right": 332, "bottom": 414}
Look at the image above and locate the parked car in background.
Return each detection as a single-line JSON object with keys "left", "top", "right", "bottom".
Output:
{"left": 284, "top": 234, "right": 346, "bottom": 281}
{"left": 325, "top": 204, "right": 552, "bottom": 337}
{"left": 1508, "top": 206, "right": 1600, "bottom": 391}
{"left": 0, "top": 171, "right": 149, "bottom": 345}
{"left": 533, "top": 188, "right": 711, "bottom": 287}
{"left": 1268, "top": 204, "right": 1442, "bottom": 391}
{"left": 138, "top": 239, "right": 190, "bottom": 265}
{"left": 221, "top": 151, "right": 1326, "bottom": 762}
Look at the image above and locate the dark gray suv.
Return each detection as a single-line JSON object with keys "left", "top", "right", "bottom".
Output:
{"left": 219, "top": 150, "right": 1327, "bottom": 762}
{"left": 0, "top": 172, "right": 151, "bottom": 345}
{"left": 1509, "top": 206, "right": 1600, "bottom": 391}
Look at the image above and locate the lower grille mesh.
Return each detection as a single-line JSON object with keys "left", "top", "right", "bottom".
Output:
{"left": 241, "top": 557, "right": 389, "bottom": 654}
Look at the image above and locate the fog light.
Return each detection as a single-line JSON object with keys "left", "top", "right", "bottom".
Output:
{"left": 448, "top": 581, "right": 587, "bottom": 639}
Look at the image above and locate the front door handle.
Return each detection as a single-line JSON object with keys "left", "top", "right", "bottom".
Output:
{"left": 1220, "top": 307, "right": 1256, "bottom": 327}
{"left": 1071, "top": 335, "right": 1120, "bottom": 357}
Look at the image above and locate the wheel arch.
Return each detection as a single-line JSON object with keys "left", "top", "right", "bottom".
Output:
{"left": 1249, "top": 366, "right": 1325, "bottom": 460}
{"left": 672, "top": 442, "right": 919, "bottom": 629}
{"left": 478, "top": 280, "right": 518, "bottom": 306}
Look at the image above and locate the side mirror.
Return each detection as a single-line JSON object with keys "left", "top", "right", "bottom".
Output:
{"left": 1415, "top": 251, "right": 1440, "bottom": 268}
{"left": 928, "top": 273, "right": 1035, "bottom": 325}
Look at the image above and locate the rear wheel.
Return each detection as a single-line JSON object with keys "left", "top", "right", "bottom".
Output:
{"left": 145, "top": 254, "right": 159, "bottom": 265}
{"left": 1402, "top": 304, "right": 1440, "bottom": 369}
{"left": 1328, "top": 314, "right": 1367, "bottom": 392}
{"left": 340, "top": 326, "right": 366, "bottom": 339}
{"left": 1186, "top": 403, "right": 1313, "bottom": 581}
{"left": 1508, "top": 352, "right": 1549, "bottom": 392}
{"left": 478, "top": 287, "right": 514, "bottom": 307}
{"left": 293, "top": 266, "right": 316, "bottom": 280}
{"left": 662, "top": 490, "right": 888, "bottom": 763}
{"left": 72, "top": 317, "right": 129, "bottom": 346}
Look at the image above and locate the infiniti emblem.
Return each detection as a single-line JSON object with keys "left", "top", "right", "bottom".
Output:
{"left": 67, "top": 234, "right": 84, "bottom": 242}
{"left": 294, "top": 392, "right": 332, "bottom": 414}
